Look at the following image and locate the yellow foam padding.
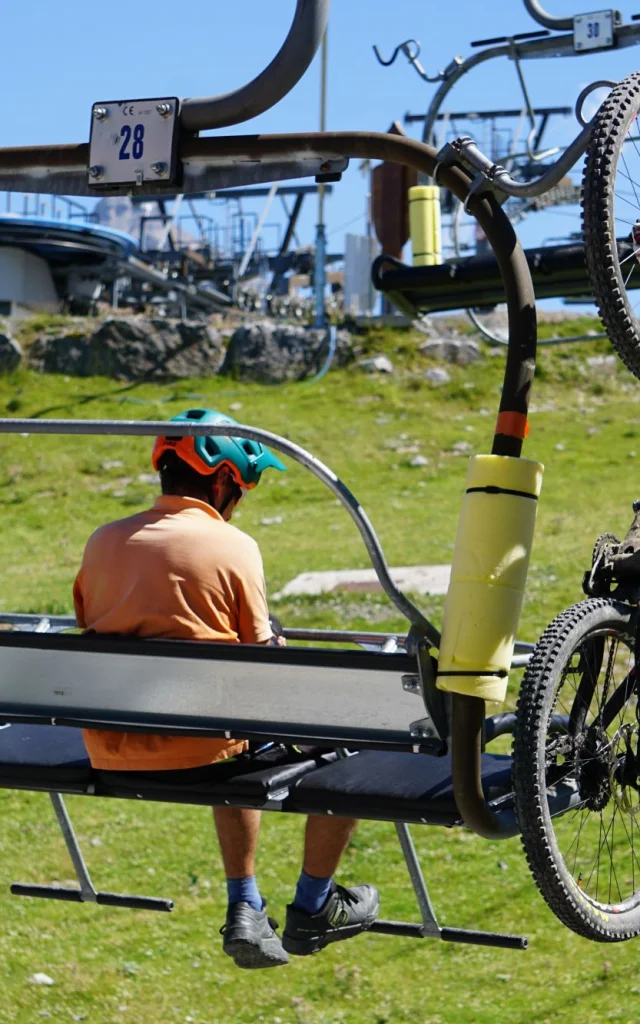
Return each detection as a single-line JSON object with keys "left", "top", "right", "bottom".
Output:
{"left": 409, "top": 185, "right": 442, "bottom": 267}
{"left": 436, "top": 455, "right": 544, "bottom": 703}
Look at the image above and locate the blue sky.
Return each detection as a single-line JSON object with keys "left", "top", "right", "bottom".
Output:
{"left": 4, "top": 1, "right": 640, "bottom": 258}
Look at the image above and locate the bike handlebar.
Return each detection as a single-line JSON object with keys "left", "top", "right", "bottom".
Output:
{"left": 180, "top": 0, "right": 330, "bottom": 133}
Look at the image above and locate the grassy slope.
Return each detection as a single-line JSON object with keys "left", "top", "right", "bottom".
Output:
{"left": 1, "top": 322, "right": 640, "bottom": 1023}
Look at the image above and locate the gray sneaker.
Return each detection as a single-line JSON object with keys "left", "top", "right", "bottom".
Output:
{"left": 282, "top": 883, "right": 380, "bottom": 956}
{"left": 221, "top": 902, "right": 289, "bottom": 969}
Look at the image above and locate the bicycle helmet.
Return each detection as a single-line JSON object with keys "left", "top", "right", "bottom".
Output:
{"left": 152, "top": 408, "right": 286, "bottom": 489}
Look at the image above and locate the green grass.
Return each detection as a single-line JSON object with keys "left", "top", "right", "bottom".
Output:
{"left": 1, "top": 329, "right": 640, "bottom": 1022}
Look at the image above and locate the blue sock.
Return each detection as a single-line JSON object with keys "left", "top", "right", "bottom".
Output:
{"left": 226, "top": 876, "right": 262, "bottom": 912}
{"left": 293, "top": 870, "right": 333, "bottom": 915}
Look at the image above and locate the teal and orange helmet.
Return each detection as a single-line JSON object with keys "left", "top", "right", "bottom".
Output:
{"left": 152, "top": 408, "right": 286, "bottom": 489}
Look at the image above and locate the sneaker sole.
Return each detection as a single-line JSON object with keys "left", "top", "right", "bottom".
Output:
{"left": 224, "top": 937, "right": 289, "bottom": 970}
{"left": 282, "top": 897, "right": 380, "bottom": 957}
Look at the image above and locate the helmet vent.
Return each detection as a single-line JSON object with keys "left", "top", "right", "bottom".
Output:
{"left": 185, "top": 409, "right": 204, "bottom": 420}
{"left": 204, "top": 437, "right": 221, "bottom": 457}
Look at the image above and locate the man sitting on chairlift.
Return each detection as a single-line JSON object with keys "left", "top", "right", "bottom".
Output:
{"left": 73, "top": 409, "right": 379, "bottom": 970}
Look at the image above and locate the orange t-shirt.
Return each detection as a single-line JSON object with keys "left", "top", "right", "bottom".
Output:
{"left": 73, "top": 494, "right": 273, "bottom": 771}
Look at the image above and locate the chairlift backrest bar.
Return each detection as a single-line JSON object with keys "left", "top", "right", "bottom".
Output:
{"left": 0, "top": 418, "right": 438, "bottom": 644}
{"left": 180, "top": 0, "right": 330, "bottom": 133}
{"left": 0, "top": 633, "right": 422, "bottom": 751}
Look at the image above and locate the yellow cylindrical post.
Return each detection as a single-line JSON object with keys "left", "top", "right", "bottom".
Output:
{"left": 436, "top": 455, "right": 544, "bottom": 703}
{"left": 408, "top": 185, "right": 442, "bottom": 266}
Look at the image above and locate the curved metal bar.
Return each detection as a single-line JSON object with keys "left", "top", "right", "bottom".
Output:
{"left": 372, "top": 39, "right": 444, "bottom": 84}
{"left": 455, "top": 126, "right": 592, "bottom": 199}
{"left": 522, "top": 0, "right": 573, "bottom": 30}
{"left": 372, "top": 40, "right": 420, "bottom": 68}
{"left": 180, "top": 0, "right": 330, "bottom": 133}
{"left": 304, "top": 325, "right": 337, "bottom": 385}
{"left": 419, "top": 33, "right": 578, "bottom": 150}
{"left": 575, "top": 79, "right": 617, "bottom": 128}
{"left": 422, "top": 45, "right": 511, "bottom": 148}
{"left": 467, "top": 309, "right": 606, "bottom": 347}
{"left": 0, "top": 417, "right": 439, "bottom": 646}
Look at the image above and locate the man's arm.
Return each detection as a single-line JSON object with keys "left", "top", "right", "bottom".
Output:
{"left": 72, "top": 569, "right": 87, "bottom": 629}
{"left": 234, "top": 539, "right": 276, "bottom": 645}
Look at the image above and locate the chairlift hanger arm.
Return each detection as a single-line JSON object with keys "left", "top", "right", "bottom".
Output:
{"left": 180, "top": 0, "right": 330, "bottom": 133}
{"left": 522, "top": 0, "right": 573, "bottom": 31}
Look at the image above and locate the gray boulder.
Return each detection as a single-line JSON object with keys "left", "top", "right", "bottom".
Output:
{"left": 0, "top": 333, "right": 23, "bottom": 374}
{"left": 28, "top": 331, "right": 90, "bottom": 375}
{"left": 221, "top": 321, "right": 357, "bottom": 383}
{"left": 425, "top": 367, "right": 451, "bottom": 386}
{"left": 358, "top": 355, "right": 394, "bottom": 374}
{"left": 419, "top": 338, "right": 483, "bottom": 365}
{"left": 29, "top": 318, "right": 224, "bottom": 380}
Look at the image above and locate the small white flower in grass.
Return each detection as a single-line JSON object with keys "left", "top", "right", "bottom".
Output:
{"left": 29, "top": 973, "right": 54, "bottom": 986}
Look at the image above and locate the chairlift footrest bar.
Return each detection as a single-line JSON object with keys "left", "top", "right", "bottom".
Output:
{"left": 440, "top": 926, "right": 527, "bottom": 950}
{"left": 370, "top": 919, "right": 527, "bottom": 949}
{"left": 11, "top": 883, "right": 174, "bottom": 912}
{"left": 369, "top": 919, "right": 435, "bottom": 938}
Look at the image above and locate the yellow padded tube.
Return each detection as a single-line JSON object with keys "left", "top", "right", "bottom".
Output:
{"left": 436, "top": 455, "right": 544, "bottom": 703}
{"left": 409, "top": 185, "right": 442, "bottom": 266}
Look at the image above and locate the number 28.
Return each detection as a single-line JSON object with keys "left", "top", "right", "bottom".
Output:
{"left": 119, "top": 123, "right": 145, "bottom": 161}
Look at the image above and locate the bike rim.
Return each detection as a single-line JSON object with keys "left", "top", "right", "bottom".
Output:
{"left": 612, "top": 115, "right": 640, "bottom": 315}
{"left": 545, "top": 626, "right": 640, "bottom": 913}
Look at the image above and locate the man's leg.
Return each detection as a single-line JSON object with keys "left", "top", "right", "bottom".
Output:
{"left": 283, "top": 815, "right": 380, "bottom": 956}
{"left": 213, "top": 806, "right": 262, "bottom": 907}
{"left": 292, "top": 815, "right": 357, "bottom": 912}
{"left": 213, "top": 807, "right": 289, "bottom": 970}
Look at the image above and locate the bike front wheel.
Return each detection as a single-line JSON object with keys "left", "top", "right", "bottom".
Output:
{"left": 513, "top": 597, "right": 640, "bottom": 941}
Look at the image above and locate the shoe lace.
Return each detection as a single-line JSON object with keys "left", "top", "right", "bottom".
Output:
{"left": 333, "top": 884, "right": 359, "bottom": 908}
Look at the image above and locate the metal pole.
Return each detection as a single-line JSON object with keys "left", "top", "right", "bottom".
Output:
{"left": 50, "top": 793, "right": 97, "bottom": 901}
{"left": 314, "top": 27, "right": 328, "bottom": 328}
{"left": 366, "top": 164, "right": 374, "bottom": 315}
{"left": 394, "top": 823, "right": 440, "bottom": 936}
{"left": 238, "top": 182, "right": 279, "bottom": 278}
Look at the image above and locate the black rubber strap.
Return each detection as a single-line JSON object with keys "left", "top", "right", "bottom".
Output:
{"left": 466, "top": 485, "right": 537, "bottom": 500}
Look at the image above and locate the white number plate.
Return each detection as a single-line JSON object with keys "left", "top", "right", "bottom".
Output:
{"left": 574, "top": 10, "right": 614, "bottom": 51}
{"left": 88, "top": 97, "right": 179, "bottom": 187}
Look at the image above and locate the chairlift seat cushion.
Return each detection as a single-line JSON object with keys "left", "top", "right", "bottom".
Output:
{"left": 0, "top": 724, "right": 328, "bottom": 805}
{"left": 0, "top": 723, "right": 92, "bottom": 787}
{"left": 286, "top": 750, "right": 513, "bottom": 826}
{"left": 0, "top": 727, "right": 514, "bottom": 828}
